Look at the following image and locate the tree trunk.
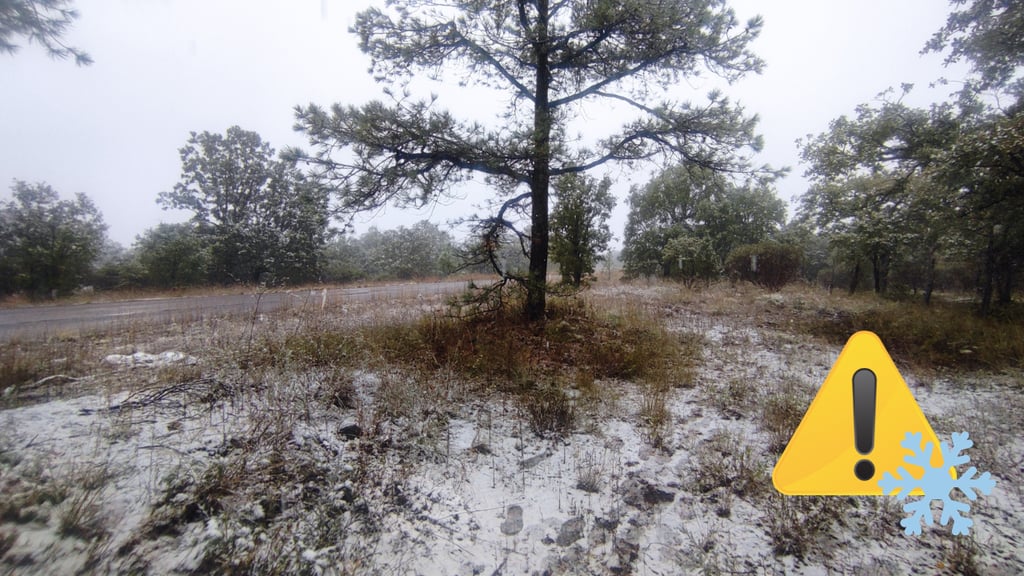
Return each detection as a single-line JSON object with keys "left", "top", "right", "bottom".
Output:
{"left": 871, "top": 251, "right": 890, "bottom": 295}
{"left": 979, "top": 230, "right": 996, "bottom": 316}
{"left": 923, "top": 255, "right": 936, "bottom": 306}
{"left": 997, "top": 250, "right": 1014, "bottom": 305}
{"left": 525, "top": 0, "right": 551, "bottom": 322}
{"left": 848, "top": 260, "right": 861, "bottom": 295}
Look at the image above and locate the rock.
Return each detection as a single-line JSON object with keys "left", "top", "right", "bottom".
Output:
{"left": 620, "top": 478, "right": 675, "bottom": 509}
{"left": 556, "top": 516, "right": 585, "bottom": 546}
{"left": 338, "top": 422, "right": 362, "bottom": 440}
{"left": 500, "top": 505, "right": 523, "bottom": 535}
{"left": 642, "top": 484, "right": 675, "bottom": 505}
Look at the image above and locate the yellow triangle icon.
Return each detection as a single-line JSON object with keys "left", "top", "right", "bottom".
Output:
{"left": 772, "top": 331, "right": 947, "bottom": 495}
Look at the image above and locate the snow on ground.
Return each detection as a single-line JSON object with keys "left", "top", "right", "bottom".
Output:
{"left": 1, "top": 286, "right": 1022, "bottom": 575}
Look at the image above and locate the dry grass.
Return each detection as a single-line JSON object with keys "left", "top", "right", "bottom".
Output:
{"left": 7, "top": 277, "right": 1020, "bottom": 573}
{"left": 0, "top": 336, "right": 96, "bottom": 403}
{"left": 639, "top": 278, "right": 1024, "bottom": 372}
{"left": 268, "top": 286, "right": 700, "bottom": 392}
{"left": 691, "top": 429, "right": 768, "bottom": 501}
{"left": 758, "top": 380, "right": 814, "bottom": 456}
{"left": 802, "top": 298, "right": 1024, "bottom": 371}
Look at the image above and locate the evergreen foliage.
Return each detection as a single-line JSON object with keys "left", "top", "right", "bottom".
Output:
{"left": 0, "top": 0, "right": 91, "bottom": 64}
{"left": 0, "top": 180, "right": 106, "bottom": 297}
{"left": 290, "top": 0, "right": 772, "bottom": 319}
{"left": 725, "top": 241, "right": 802, "bottom": 290}
{"left": 621, "top": 165, "right": 785, "bottom": 279}
{"left": 133, "top": 223, "right": 210, "bottom": 288}
{"left": 159, "top": 127, "right": 332, "bottom": 286}
{"left": 320, "top": 221, "right": 456, "bottom": 282}
{"left": 550, "top": 174, "right": 615, "bottom": 286}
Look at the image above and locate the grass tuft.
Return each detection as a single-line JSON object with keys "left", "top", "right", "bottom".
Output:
{"left": 523, "top": 384, "right": 576, "bottom": 436}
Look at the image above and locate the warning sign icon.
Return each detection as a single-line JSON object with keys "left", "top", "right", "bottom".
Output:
{"left": 772, "top": 331, "right": 948, "bottom": 496}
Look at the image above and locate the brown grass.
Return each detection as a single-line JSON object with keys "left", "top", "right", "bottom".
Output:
{"left": 801, "top": 298, "right": 1024, "bottom": 371}
{"left": 642, "top": 279, "right": 1024, "bottom": 372}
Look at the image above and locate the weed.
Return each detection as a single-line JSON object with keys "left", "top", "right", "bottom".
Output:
{"left": 703, "top": 377, "right": 756, "bottom": 419}
{"left": 691, "top": 429, "right": 767, "bottom": 500}
{"left": 576, "top": 464, "right": 602, "bottom": 493}
{"left": 321, "top": 367, "right": 358, "bottom": 410}
{"left": 524, "top": 384, "right": 576, "bottom": 436}
{"left": 639, "top": 381, "right": 671, "bottom": 447}
{"left": 57, "top": 486, "right": 107, "bottom": 541}
{"left": 765, "top": 493, "right": 847, "bottom": 559}
{"left": 759, "top": 381, "right": 812, "bottom": 455}
{"left": 943, "top": 533, "right": 980, "bottom": 576}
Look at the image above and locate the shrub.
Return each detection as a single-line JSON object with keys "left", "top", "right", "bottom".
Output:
{"left": 725, "top": 242, "right": 803, "bottom": 290}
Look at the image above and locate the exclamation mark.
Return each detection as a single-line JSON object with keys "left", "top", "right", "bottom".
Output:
{"left": 853, "top": 368, "right": 876, "bottom": 481}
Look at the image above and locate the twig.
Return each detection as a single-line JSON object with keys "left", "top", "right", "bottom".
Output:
{"left": 31, "top": 374, "right": 89, "bottom": 387}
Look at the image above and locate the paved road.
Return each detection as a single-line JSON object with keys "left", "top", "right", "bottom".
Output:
{"left": 0, "top": 280, "right": 471, "bottom": 341}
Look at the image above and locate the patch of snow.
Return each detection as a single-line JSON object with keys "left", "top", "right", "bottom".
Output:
{"left": 102, "top": 350, "right": 198, "bottom": 368}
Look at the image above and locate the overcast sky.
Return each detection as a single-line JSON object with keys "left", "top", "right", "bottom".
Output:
{"left": 1, "top": 0, "right": 968, "bottom": 248}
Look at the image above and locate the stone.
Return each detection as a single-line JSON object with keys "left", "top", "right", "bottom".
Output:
{"left": 556, "top": 516, "right": 585, "bottom": 546}
{"left": 642, "top": 484, "right": 676, "bottom": 505}
{"left": 338, "top": 422, "right": 362, "bottom": 440}
{"left": 500, "top": 505, "right": 523, "bottom": 535}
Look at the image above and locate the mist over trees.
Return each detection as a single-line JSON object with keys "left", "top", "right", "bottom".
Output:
{"left": 0, "top": 180, "right": 106, "bottom": 297}
{"left": 621, "top": 165, "right": 786, "bottom": 282}
{"left": 321, "top": 221, "right": 456, "bottom": 283}
{"left": 290, "top": 0, "right": 773, "bottom": 319}
{"left": 158, "top": 126, "right": 333, "bottom": 286}
{"left": 798, "top": 0, "right": 1024, "bottom": 312}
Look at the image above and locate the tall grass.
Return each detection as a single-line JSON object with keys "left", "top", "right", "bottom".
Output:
{"left": 803, "top": 299, "right": 1024, "bottom": 371}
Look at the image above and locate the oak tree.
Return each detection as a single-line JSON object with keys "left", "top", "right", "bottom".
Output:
{"left": 159, "top": 127, "right": 332, "bottom": 285}
{"left": 0, "top": 180, "right": 106, "bottom": 296}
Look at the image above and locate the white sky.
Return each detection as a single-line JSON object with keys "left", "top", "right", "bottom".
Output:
{"left": 0, "top": 0, "right": 968, "bottom": 248}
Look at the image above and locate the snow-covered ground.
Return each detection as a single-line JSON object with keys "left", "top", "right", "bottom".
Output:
{"left": 1, "top": 284, "right": 1021, "bottom": 575}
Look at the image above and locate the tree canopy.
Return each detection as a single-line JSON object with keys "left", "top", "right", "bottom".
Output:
{"left": 799, "top": 0, "right": 1024, "bottom": 311}
{"left": 621, "top": 164, "right": 784, "bottom": 280}
{"left": 291, "top": 0, "right": 772, "bottom": 319}
{"left": 0, "top": 180, "right": 106, "bottom": 296}
{"left": 925, "top": 0, "right": 1024, "bottom": 93}
{"left": 159, "top": 126, "right": 333, "bottom": 285}
{"left": 550, "top": 173, "right": 615, "bottom": 286}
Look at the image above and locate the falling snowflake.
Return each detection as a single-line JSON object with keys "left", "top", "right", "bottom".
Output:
{"left": 878, "top": 431, "right": 996, "bottom": 536}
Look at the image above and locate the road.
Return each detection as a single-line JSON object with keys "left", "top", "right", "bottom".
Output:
{"left": 0, "top": 280, "right": 472, "bottom": 341}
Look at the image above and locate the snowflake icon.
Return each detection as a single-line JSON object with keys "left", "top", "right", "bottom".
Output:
{"left": 878, "top": 431, "right": 996, "bottom": 536}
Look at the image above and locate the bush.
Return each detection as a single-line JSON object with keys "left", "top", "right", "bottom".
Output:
{"left": 725, "top": 242, "right": 802, "bottom": 290}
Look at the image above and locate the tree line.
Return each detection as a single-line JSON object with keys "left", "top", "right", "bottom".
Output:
{"left": 795, "top": 0, "right": 1024, "bottom": 314}
{"left": 0, "top": 124, "right": 617, "bottom": 296}
{"left": 4, "top": 0, "right": 1020, "bottom": 314}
